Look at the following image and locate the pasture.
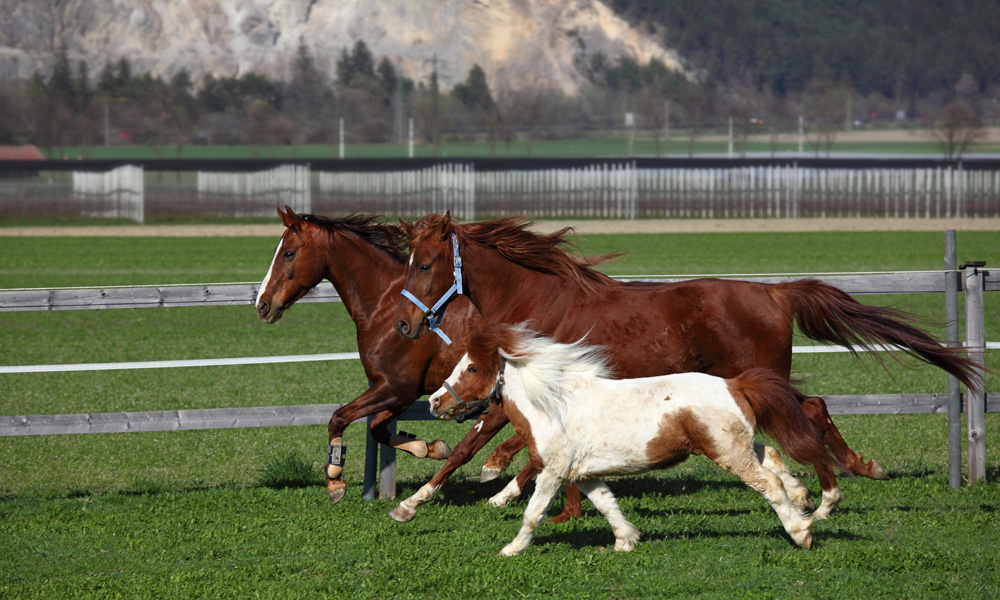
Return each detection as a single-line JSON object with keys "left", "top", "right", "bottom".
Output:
{"left": 1, "top": 228, "right": 999, "bottom": 598}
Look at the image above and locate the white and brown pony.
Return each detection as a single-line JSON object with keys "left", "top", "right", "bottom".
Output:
{"left": 429, "top": 324, "right": 843, "bottom": 556}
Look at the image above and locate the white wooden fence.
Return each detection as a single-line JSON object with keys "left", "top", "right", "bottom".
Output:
{"left": 58, "top": 163, "right": 1000, "bottom": 221}
{"left": 313, "top": 163, "right": 997, "bottom": 219}
{"left": 318, "top": 163, "right": 476, "bottom": 219}
{"left": 197, "top": 164, "right": 311, "bottom": 216}
{"left": 72, "top": 165, "right": 145, "bottom": 223}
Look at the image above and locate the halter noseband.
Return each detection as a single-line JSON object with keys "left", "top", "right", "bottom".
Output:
{"left": 399, "top": 232, "right": 463, "bottom": 345}
{"left": 439, "top": 357, "right": 506, "bottom": 423}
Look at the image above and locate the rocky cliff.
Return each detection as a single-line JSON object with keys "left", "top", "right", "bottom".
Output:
{"left": 0, "top": 0, "right": 686, "bottom": 94}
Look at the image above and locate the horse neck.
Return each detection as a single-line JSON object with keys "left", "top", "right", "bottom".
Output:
{"left": 462, "top": 242, "right": 573, "bottom": 322}
{"left": 324, "top": 230, "right": 404, "bottom": 321}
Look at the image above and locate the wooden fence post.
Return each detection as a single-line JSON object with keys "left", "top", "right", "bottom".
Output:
{"left": 944, "top": 230, "right": 962, "bottom": 488}
{"left": 962, "top": 260, "right": 987, "bottom": 484}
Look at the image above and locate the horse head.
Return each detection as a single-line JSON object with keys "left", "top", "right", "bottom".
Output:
{"left": 255, "top": 206, "right": 330, "bottom": 324}
{"left": 428, "top": 322, "right": 511, "bottom": 420}
{"left": 394, "top": 211, "right": 458, "bottom": 339}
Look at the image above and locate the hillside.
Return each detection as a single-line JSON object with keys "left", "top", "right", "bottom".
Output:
{"left": 0, "top": 0, "right": 685, "bottom": 94}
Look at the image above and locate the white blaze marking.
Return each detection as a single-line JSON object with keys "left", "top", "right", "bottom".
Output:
{"left": 256, "top": 242, "right": 283, "bottom": 308}
{"left": 474, "top": 421, "right": 484, "bottom": 432}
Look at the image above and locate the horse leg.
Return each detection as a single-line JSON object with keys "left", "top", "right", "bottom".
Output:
{"left": 499, "top": 469, "right": 565, "bottom": 557}
{"left": 802, "top": 395, "right": 888, "bottom": 480}
{"left": 324, "top": 383, "right": 430, "bottom": 506}
{"left": 709, "top": 427, "right": 814, "bottom": 548}
{"left": 488, "top": 461, "right": 538, "bottom": 507}
{"left": 810, "top": 463, "right": 844, "bottom": 521}
{"left": 754, "top": 442, "right": 814, "bottom": 512}
{"left": 390, "top": 408, "right": 511, "bottom": 523}
{"left": 548, "top": 485, "right": 583, "bottom": 523}
{"left": 481, "top": 434, "right": 527, "bottom": 482}
{"left": 576, "top": 479, "right": 640, "bottom": 552}
{"left": 368, "top": 410, "right": 451, "bottom": 460}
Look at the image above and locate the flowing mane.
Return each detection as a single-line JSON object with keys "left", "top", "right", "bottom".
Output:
{"left": 300, "top": 213, "right": 409, "bottom": 262}
{"left": 418, "top": 214, "right": 622, "bottom": 294}
{"left": 470, "top": 324, "right": 611, "bottom": 423}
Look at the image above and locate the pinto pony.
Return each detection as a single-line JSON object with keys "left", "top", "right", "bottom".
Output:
{"left": 393, "top": 213, "right": 981, "bottom": 522}
{"left": 430, "top": 324, "right": 835, "bottom": 555}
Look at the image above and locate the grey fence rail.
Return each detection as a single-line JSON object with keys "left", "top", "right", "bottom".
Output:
{"left": 1, "top": 261, "right": 995, "bottom": 493}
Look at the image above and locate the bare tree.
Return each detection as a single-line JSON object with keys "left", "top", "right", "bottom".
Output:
{"left": 931, "top": 102, "right": 985, "bottom": 159}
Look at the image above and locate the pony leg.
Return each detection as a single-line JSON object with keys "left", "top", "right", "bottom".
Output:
{"left": 714, "top": 432, "right": 814, "bottom": 548}
{"left": 754, "top": 443, "right": 814, "bottom": 512}
{"left": 482, "top": 434, "right": 527, "bottom": 482}
{"left": 499, "top": 470, "right": 564, "bottom": 557}
{"left": 390, "top": 408, "right": 510, "bottom": 523}
{"left": 576, "top": 480, "right": 640, "bottom": 552}
{"left": 802, "top": 395, "right": 888, "bottom": 480}
{"left": 548, "top": 484, "right": 583, "bottom": 523}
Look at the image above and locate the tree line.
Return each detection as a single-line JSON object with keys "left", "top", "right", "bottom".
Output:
{"left": 0, "top": 14, "right": 994, "bottom": 160}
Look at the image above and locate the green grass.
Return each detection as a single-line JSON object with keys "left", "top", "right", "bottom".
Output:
{"left": 1, "top": 229, "right": 999, "bottom": 598}
{"left": 42, "top": 129, "right": 1000, "bottom": 161}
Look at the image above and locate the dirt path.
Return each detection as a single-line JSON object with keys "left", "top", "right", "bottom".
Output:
{"left": 2, "top": 217, "right": 999, "bottom": 237}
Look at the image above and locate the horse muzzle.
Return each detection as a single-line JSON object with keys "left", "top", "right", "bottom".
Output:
{"left": 256, "top": 300, "right": 285, "bottom": 324}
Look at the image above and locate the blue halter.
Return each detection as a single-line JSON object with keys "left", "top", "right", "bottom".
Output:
{"left": 399, "top": 233, "right": 463, "bottom": 345}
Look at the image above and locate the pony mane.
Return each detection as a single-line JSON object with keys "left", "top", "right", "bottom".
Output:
{"left": 472, "top": 324, "right": 611, "bottom": 423}
{"left": 299, "top": 213, "right": 408, "bottom": 262}
{"left": 416, "top": 214, "right": 622, "bottom": 296}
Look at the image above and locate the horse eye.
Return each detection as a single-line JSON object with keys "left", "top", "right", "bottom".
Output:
{"left": 467, "top": 365, "right": 477, "bottom": 374}
{"left": 283, "top": 251, "right": 295, "bottom": 260}
{"left": 419, "top": 264, "right": 431, "bottom": 273}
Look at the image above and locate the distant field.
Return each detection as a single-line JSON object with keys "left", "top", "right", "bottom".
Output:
{"left": 43, "top": 126, "right": 1000, "bottom": 160}
{"left": 1, "top": 229, "right": 998, "bottom": 599}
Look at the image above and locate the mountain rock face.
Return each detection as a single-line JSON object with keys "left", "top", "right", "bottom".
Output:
{"left": 0, "top": 0, "right": 685, "bottom": 94}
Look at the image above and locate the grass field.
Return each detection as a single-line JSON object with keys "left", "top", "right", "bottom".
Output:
{"left": 42, "top": 126, "right": 1000, "bottom": 161}
{"left": 1, "top": 228, "right": 998, "bottom": 598}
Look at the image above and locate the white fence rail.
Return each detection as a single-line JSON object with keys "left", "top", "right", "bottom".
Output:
{"left": 72, "top": 165, "right": 145, "bottom": 223}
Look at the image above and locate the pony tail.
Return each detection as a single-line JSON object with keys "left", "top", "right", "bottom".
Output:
{"left": 730, "top": 368, "right": 846, "bottom": 474}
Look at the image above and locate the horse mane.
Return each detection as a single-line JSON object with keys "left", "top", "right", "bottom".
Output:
{"left": 418, "top": 214, "right": 622, "bottom": 296}
{"left": 299, "top": 213, "right": 408, "bottom": 262}
{"left": 470, "top": 324, "right": 611, "bottom": 423}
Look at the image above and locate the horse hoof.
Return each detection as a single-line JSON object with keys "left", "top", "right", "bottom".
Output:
{"left": 327, "top": 478, "right": 347, "bottom": 506}
{"left": 869, "top": 460, "right": 890, "bottom": 480}
{"left": 389, "top": 505, "right": 416, "bottom": 523}
{"left": 481, "top": 467, "right": 501, "bottom": 483}
{"left": 428, "top": 440, "right": 451, "bottom": 460}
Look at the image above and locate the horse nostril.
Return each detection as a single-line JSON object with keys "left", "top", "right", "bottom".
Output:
{"left": 257, "top": 301, "right": 269, "bottom": 317}
{"left": 396, "top": 320, "right": 410, "bottom": 335}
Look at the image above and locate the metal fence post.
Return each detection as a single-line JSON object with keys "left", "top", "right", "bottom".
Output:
{"left": 944, "top": 230, "right": 962, "bottom": 488}
{"left": 962, "top": 261, "right": 987, "bottom": 484}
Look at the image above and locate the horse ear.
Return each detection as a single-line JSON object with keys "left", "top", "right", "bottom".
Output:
{"left": 279, "top": 205, "right": 301, "bottom": 228}
{"left": 400, "top": 219, "right": 416, "bottom": 238}
{"left": 438, "top": 211, "right": 452, "bottom": 240}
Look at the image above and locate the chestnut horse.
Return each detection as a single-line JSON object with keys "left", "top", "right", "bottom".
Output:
{"left": 429, "top": 324, "right": 832, "bottom": 554}
{"left": 392, "top": 213, "right": 980, "bottom": 522}
{"left": 256, "top": 207, "right": 530, "bottom": 505}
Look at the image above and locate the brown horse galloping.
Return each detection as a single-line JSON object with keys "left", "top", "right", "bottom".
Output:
{"left": 391, "top": 213, "right": 980, "bottom": 522}
{"left": 255, "top": 207, "right": 526, "bottom": 506}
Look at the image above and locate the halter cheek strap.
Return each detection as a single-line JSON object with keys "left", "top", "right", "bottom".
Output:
{"left": 439, "top": 357, "right": 506, "bottom": 423}
{"left": 400, "top": 233, "right": 463, "bottom": 345}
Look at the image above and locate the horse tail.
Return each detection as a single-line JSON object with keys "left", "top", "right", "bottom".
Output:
{"left": 772, "top": 278, "right": 982, "bottom": 389}
{"left": 729, "top": 368, "right": 846, "bottom": 474}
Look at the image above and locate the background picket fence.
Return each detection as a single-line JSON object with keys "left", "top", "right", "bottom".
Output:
{"left": 197, "top": 164, "right": 312, "bottom": 216}
{"left": 40, "top": 161, "right": 1000, "bottom": 221}
{"left": 72, "top": 165, "right": 145, "bottom": 223}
